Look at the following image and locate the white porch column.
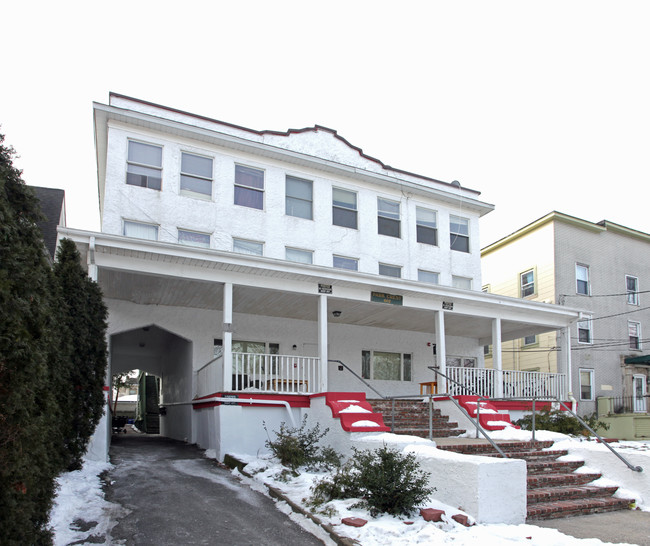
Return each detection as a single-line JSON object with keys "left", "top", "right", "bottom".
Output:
{"left": 87, "top": 236, "right": 98, "bottom": 281}
{"left": 435, "top": 311, "right": 447, "bottom": 393}
{"left": 561, "top": 326, "right": 573, "bottom": 402}
{"left": 222, "top": 282, "right": 233, "bottom": 391}
{"left": 492, "top": 318, "right": 503, "bottom": 398}
{"left": 318, "top": 294, "right": 328, "bottom": 392}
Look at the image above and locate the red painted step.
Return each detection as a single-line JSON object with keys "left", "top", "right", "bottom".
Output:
{"left": 324, "top": 393, "right": 390, "bottom": 432}
{"left": 455, "top": 395, "right": 520, "bottom": 431}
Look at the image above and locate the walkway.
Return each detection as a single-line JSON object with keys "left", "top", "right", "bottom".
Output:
{"left": 104, "top": 433, "right": 326, "bottom": 545}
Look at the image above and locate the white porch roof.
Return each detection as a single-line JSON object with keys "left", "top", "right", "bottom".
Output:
{"left": 59, "top": 227, "right": 581, "bottom": 344}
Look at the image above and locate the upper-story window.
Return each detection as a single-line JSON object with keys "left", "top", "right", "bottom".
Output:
{"left": 123, "top": 220, "right": 158, "bottom": 241}
{"left": 418, "top": 269, "right": 440, "bottom": 284}
{"left": 576, "top": 264, "right": 590, "bottom": 295}
{"left": 286, "top": 176, "right": 313, "bottom": 219}
{"left": 180, "top": 152, "right": 213, "bottom": 197}
{"left": 332, "top": 188, "right": 357, "bottom": 229}
{"left": 126, "top": 141, "right": 162, "bottom": 190}
{"left": 235, "top": 165, "right": 264, "bottom": 209}
{"left": 333, "top": 255, "right": 359, "bottom": 271}
{"left": 629, "top": 321, "right": 641, "bottom": 350}
{"left": 626, "top": 275, "right": 639, "bottom": 305}
{"left": 450, "top": 215, "right": 469, "bottom": 252}
{"left": 233, "top": 238, "right": 263, "bottom": 256}
{"left": 379, "top": 263, "right": 401, "bottom": 278}
{"left": 577, "top": 315, "right": 592, "bottom": 344}
{"left": 286, "top": 247, "right": 313, "bottom": 264}
{"left": 178, "top": 229, "right": 210, "bottom": 248}
{"left": 452, "top": 276, "right": 472, "bottom": 290}
{"left": 377, "top": 198, "right": 400, "bottom": 238}
{"left": 416, "top": 207, "right": 437, "bottom": 245}
{"left": 520, "top": 269, "right": 535, "bottom": 297}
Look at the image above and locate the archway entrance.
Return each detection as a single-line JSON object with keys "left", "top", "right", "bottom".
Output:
{"left": 110, "top": 325, "right": 193, "bottom": 443}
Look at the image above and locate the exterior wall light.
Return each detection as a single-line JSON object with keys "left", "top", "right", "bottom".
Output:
{"left": 332, "top": 310, "right": 342, "bottom": 317}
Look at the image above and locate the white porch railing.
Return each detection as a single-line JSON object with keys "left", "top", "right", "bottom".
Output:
{"left": 447, "top": 367, "right": 566, "bottom": 400}
{"left": 195, "top": 353, "right": 320, "bottom": 397}
{"left": 232, "top": 352, "right": 319, "bottom": 394}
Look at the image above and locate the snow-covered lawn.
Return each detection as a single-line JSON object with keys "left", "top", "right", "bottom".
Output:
{"left": 49, "top": 431, "right": 649, "bottom": 546}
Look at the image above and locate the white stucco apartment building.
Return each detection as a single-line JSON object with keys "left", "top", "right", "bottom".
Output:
{"left": 62, "top": 94, "right": 581, "bottom": 461}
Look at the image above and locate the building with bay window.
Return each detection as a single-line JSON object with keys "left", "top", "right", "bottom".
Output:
{"left": 62, "top": 94, "right": 582, "bottom": 461}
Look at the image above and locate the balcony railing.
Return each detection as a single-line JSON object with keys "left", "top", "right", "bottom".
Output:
{"left": 597, "top": 395, "right": 650, "bottom": 415}
{"left": 446, "top": 367, "right": 566, "bottom": 400}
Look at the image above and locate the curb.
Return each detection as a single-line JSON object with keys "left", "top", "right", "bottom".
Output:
{"left": 223, "top": 454, "right": 358, "bottom": 546}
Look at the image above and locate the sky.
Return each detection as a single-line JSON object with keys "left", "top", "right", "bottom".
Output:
{"left": 2, "top": 1, "right": 649, "bottom": 246}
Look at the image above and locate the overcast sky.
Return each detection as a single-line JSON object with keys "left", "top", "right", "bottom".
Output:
{"left": 2, "top": 1, "right": 649, "bottom": 246}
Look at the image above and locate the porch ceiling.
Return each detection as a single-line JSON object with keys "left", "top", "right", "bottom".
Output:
{"left": 97, "top": 268, "right": 554, "bottom": 340}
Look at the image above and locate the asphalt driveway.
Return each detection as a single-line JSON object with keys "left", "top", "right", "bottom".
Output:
{"left": 104, "top": 432, "right": 326, "bottom": 545}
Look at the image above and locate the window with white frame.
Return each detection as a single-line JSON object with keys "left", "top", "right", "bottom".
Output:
{"left": 285, "top": 247, "right": 313, "bottom": 264}
{"left": 286, "top": 176, "right": 313, "bottom": 219}
{"left": 450, "top": 215, "right": 469, "bottom": 252}
{"left": 418, "top": 269, "right": 440, "bottom": 284}
{"left": 333, "top": 255, "right": 358, "bottom": 271}
{"left": 180, "top": 152, "right": 213, "bottom": 197}
{"left": 523, "top": 335, "right": 537, "bottom": 347}
{"left": 332, "top": 187, "right": 357, "bottom": 229}
{"left": 233, "top": 238, "right": 263, "bottom": 256}
{"left": 452, "top": 276, "right": 472, "bottom": 290}
{"left": 626, "top": 275, "right": 639, "bottom": 305}
{"left": 520, "top": 269, "right": 535, "bottom": 297}
{"left": 416, "top": 207, "right": 437, "bottom": 245}
{"left": 178, "top": 229, "right": 210, "bottom": 248}
{"left": 576, "top": 264, "right": 590, "bottom": 295}
{"left": 577, "top": 315, "right": 592, "bottom": 344}
{"left": 579, "top": 368, "right": 594, "bottom": 401}
{"left": 446, "top": 356, "right": 477, "bottom": 368}
{"left": 629, "top": 321, "right": 641, "bottom": 350}
{"left": 123, "top": 220, "right": 158, "bottom": 240}
{"left": 379, "top": 263, "right": 401, "bottom": 278}
{"left": 126, "top": 141, "right": 162, "bottom": 190}
{"left": 362, "top": 350, "right": 412, "bottom": 381}
{"left": 235, "top": 165, "right": 264, "bottom": 209}
{"left": 377, "top": 197, "right": 401, "bottom": 238}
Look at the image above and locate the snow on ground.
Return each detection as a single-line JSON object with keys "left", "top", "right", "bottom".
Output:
{"left": 48, "top": 432, "right": 650, "bottom": 546}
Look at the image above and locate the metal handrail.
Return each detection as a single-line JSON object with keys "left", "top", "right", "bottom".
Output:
{"left": 427, "top": 366, "right": 482, "bottom": 397}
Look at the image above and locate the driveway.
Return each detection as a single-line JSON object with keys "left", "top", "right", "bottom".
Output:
{"left": 104, "top": 433, "right": 326, "bottom": 545}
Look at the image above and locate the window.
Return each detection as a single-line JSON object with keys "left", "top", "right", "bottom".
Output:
{"left": 418, "top": 269, "right": 440, "bottom": 284}
{"left": 123, "top": 220, "right": 158, "bottom": 240}
{"left": 520, "top": 269, "right": 535, "bottom": 297}
{"left": 416, "top": 207, "right": 437, "bottom": 245}
{"left": 626, "top": 275, "right": 639, "bottom": 305}
{"left": 332, "top": 188, "right": 357, "bottom": 229}
{"left": 576, "top": 264, "right": 590, "bottom": 295}
{"left": 180, "top": 152, "right": 213, "bottom": 197}
{"left": 333, "top": 255, "right": 358, "bottom": 271}
{"left": 446, "top": 356, "right": 477, "bottom": 368}
{"left": 233, "top": 238, "right": 263, "bottom": 256}
{"left": 178, "top": 229, "right": 210, "bottom": 248}
{"left": 362, "top": 350, "right": 411, "bottom": 381}
{"left": 286, "top": 176, "right": 313, "bottom": 219}
{"left": 379, "top": 263, "right": 401, "bottom": 278}
{"left": 232, "top": 340, "right": 280, "bottom": 373}
{"left": 450, "top": 215, "right": 469, "bottom": 252}
{"left": 452, "top": 276, "right": 472, "bottom": 290}
{"left": 235, "top": 165, "right": 264, "bottom": 209}
{"left": 127, "top": 141, "right": 162, "bottom": 190}
{"left": 523, "top": 335, "right": 537, "bottom": 347}
{"left": 377, "top": 197, "right": 400, "bottom": 238}
{"left": 579, "top": 368, "right": 594, "bottom": 401}
{"left": 286, "top": 247, "right": 313, "bottom": 264}
{"left": 577, "top": 315, "right": 592, "bottom": 344}
{"left": 629, "top": 321, "right": 641, "bottom": 350}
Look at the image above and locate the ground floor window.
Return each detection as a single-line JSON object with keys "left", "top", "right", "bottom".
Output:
{"left": 579, "top": 368, "right": 594, "bottom": 401}
{"left": 362, "top": 350, "right": 411, "bottom": 381}
{"left": 446, "top": 356, "right": 477, "bottom": 368}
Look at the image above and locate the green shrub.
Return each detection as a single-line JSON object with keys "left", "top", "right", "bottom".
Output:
{"left": 514, "top": 407, "right": 610, "bottom": 436}
{"left": 310, "top": 445, "right": 434, "bottom": 517}
{"left": 264, "top": 416, "right": 341, "bottom": 473}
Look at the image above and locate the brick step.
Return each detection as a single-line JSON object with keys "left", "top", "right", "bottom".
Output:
{"left": 527, "top": 472, "right": 602, "bottom": 489}
{"left": 526, "top": 460, "right": 585, "bottom": 475}
{"left": 393, "top": 427, "right": 465, "bottom": 438}
{"left": 528, "top": 485, "right": 620, "bottom": 505}
{"left": 527, "top": 496, "right": 633, "bottom": 520}
{"left": 484, "top": 449, "right": 569, "bottom": 461}
{"left": 384, "top": 417, "right": 452, "bottom": 427}
{"left": 437, "top": 440, "right": 554, "bottom": 456}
